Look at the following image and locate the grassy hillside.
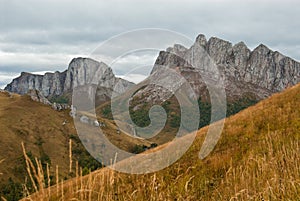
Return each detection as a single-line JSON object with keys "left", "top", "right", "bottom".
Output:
{"left": 0, "top": 91, "right": 150, "bottom": 200}
{"left": 25, "top": 83, "right": 300, "bottom": 201}
{"left": 0, "top": 91, "right": 99, "bottom": 200}
{"left": 0, "top": 92, "right": 76, "bottom": 181}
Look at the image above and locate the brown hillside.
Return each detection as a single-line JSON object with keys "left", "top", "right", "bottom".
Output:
{"left": 0, "top": 91, "right": 150, "bottom": 200}
{"left": 0, "top": 92, "right": 76, "bottom": 185}
{"left": 27, "top": 83, "right": 300, "bottom": 201}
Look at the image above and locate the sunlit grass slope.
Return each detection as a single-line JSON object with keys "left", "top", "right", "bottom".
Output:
{"left": 27, "top": 83, "right": 300, "bottom": 200}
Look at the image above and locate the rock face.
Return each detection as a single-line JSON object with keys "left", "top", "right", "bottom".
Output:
{"left": 27, "top": 89, "right": 52, "bottom": 105}
{"left": 142, "top": 34, "right": 300, "bottom": 103}
{"left": 27, "top": 89, "right": 70, "bottom": 111}
{"left": 5, "top": 58, "right": 134, "bottom": 104}
{"left": 64, "top": 58, "right": 132, "bottom": 95}
{"left": 5, "top": 35, "right": 300, "bottom": 108}
{"left": 5, "top": 71, "right": 67, "bottom": 97}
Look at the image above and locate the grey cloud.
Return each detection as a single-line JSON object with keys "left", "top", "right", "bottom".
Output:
{"left": 116, "top": 74, "right": 148, "bottom": 84}
{"left": 110, "top": 52, "right": 158, "bottom": 75}
{"left": 0, "top": 72, "right": 20, "bottom": 89}
{"left": 0, "top": 0, "right": 300, "bottom": 87}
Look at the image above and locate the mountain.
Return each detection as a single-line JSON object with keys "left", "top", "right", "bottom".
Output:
{"left": 126, "top": 34, "right": 300, "bottom": 135}
{"left": 5, "top": 36, "right": 300, "bottom": 110}
{"left": 135, "top": 34, "right": 300, "bottom": 104}
{"left": 28, "top": 82, "right": 300, "bottom": 201}
{"left": 4, "top": 35, "right": 300, "bottom": 144}
{"left": 5, "top": 58, "right": 134, "bottom": 105}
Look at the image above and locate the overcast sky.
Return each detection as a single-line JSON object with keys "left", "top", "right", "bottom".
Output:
{"left": 1, "top": 0, "right": 300, "bottom": 88}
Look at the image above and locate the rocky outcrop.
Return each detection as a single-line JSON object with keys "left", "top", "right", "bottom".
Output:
{"left": 64, "top": 58, "right": 132, "bottom": 95}
{"left": 27, "top": 89, "right": 70, "bottom": 111}
{"left": 5, "top": 58, "right": 134, "bottom": 105}
{"left": 145, "top": 34, "right": 300, "bottom": 103}
{"left": 5, "top": 71, "right": 67, "bottom": 97}
{"left": 52, "top": 102, "right": 70, "bottom": 111}
{"left": 28, "top": 89, "right": 52, "bottom": 105}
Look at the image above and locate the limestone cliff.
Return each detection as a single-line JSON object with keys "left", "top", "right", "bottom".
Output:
{"left": 144, "top": 34, "right": 300, "bottom": 103}
{"left": 5, "top": 58, "right": 134, "bottom": 104}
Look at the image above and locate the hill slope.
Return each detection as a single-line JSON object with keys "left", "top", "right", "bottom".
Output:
{"left": 0, "top": 91, "right": 75, "bottom": 178}
{"left": 0, "top": 91, "right": 151, "bottom": 200}
{"left": 27, "top": 83, "right": 300, "bottom": 201}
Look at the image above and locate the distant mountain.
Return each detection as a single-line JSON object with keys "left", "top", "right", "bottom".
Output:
{"left": 114, "top": 34, "right": 300, "bottom": 138}
{"left": 5, "top": 58, "right": 134, "bottom": 105}
{"left": 135, "top": 34, "right": 300, "bottom": 104}
{"left": 5, "top": 36, "right": 300, "bottom": 107}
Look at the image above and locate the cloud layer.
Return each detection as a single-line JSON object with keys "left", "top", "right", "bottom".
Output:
{"left": 1, "top": 0, "right": 300, "bottom": 88}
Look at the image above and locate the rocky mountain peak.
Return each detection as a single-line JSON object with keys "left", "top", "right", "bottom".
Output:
{"left": 68, "top": 57, "right": 108, "bottom": 70}
{"left": 255, "top": 43, "right": 270, "bottom": 50}
{"left": 165, "top": 44, "right": 188, "bottom": 61}
{"left": 233, "top": 41, "right": 248, "bottom": 50}
{"left": 205, "top": 37, "right": 233, "bottom": 65}
{"left": 195, "top": 34, "right": 207, "bottom": 47}
{"left": 140, "top": 34, "right": 300, "bottom": 104}
{"left": 207, "top": 37, "right": 232, "bottom": 50}
{"left": 20, "top": 72, "right": 34, "bottom": 76}
{"left": 5, "top": 57, "right": 134, "bottom": 105}
{"left": 64, "top": 57, "right": 114, "bottom": 90}
{"left": 251, "top": 44, "right": 272, "bottom": 57}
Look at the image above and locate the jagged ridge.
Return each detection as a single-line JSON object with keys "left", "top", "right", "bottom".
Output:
{"left": 143, "top": 34, "right": 300, "bottom": 104}
{"left": 5, "top": 58, "right": 134, "bottom": 104}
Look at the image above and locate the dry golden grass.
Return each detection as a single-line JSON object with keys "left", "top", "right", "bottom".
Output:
{"left": 0, "top": 92, "right": 76, "bottom": 185}
{"left": 0, "top": 91, "right": 151, "bottom": 191}
{"left": 22, "top": 83, "right": 300, "bottom": 200}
